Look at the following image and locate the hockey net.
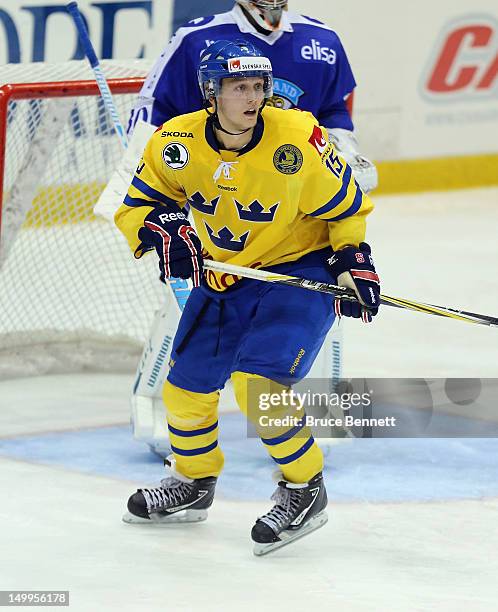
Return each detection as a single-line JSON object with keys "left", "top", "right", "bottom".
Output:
{"left": 0, "top": 60, "right": 164, "bottom": 379}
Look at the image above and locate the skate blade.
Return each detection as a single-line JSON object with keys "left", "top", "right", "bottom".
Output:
{"left": 253, "top": 511, "right": 328, "bottom": 557}
{"left": 122, "top": 508, "right": 208, "bottom": 525}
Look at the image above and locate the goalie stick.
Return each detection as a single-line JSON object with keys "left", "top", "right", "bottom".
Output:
{"left": 203, "top": 260, "right": 498, "bottom": 328}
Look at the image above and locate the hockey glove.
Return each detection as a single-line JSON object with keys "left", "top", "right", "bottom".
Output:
{"left": 327, "top": 242, "right": 380, "bottom": 322}
{"left": 138, "top": 206, "right": 203, "bottom": 287}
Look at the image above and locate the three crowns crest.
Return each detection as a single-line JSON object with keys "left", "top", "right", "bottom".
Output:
{"left": 204, "top": 223, "right": 250, "bottom": 252}
{"left": 234, "top": 199, "right": 279, "bottom": 223}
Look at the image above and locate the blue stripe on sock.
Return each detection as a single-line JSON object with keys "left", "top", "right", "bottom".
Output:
{"left": 260, "top": 419, "right": 305, "bottom": 446}
{"left": 171, "top": 440, "right": 218, "bottom": 456}
{"left": 168, "top": 421, "right": 218, "bottom": 437}
{"left": 271, "top": 436, "right": 315, "bottom": 465}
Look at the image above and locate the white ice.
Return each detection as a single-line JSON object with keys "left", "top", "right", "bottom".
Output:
{"left": 1, "top": 188, "right": 498, "bottom": 611}
{"left": 342, "top": 186, "right": 498, "bottom": 378}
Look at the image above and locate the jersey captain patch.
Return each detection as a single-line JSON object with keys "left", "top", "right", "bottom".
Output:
{"left": 273, "top": 144, "right": 303, "bottom": 175}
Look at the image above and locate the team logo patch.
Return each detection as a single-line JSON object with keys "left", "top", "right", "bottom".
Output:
{"left": 162, "top": 142, "right": 189, "bottom": 170}
{"left": 273, "top": 144, "right": 303, "bottom": 175}
{"left": 266, "top": 78, "right": 304, "bottom": 109}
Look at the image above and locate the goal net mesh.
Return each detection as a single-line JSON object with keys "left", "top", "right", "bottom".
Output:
{"left": 0, "top": 60, "right": 164, "bottom": 378}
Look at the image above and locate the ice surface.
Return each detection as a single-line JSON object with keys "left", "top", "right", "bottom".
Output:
{"left": 342, "top": 187, "right": 498, "bottom": 378}
{"left": 1, "top": 189, "right": 497, "bottom": 611}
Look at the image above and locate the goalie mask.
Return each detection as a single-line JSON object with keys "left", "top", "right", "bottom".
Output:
{"left": 236, "top": 0, "right": 288, "bottom": 32}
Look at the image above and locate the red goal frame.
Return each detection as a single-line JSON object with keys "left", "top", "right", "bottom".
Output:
{"left": 0, "top": 77, "right": 145, "bottom": 238}
{"left": 0, "top": 79, "right": 354, "bottom": 238}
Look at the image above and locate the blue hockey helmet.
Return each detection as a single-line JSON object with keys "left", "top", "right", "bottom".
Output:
{"left": 197, "top": 39, "right": 273, "bottom": 102}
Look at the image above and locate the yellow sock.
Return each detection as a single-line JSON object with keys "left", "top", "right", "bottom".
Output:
{"left": 162, "top": 380, "right": 224, "bottom": 479}
{"left": 231, "top": 371, "right": 323, "bottom": 483}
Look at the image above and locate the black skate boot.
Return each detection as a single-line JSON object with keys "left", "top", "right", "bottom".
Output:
{"left": 251, "top": 472, "right": 328, "bottom": 555}
{"left": 123, "top": 456, "right": 217, "bottom": 524}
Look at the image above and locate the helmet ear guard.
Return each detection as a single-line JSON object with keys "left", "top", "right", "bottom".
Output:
{"left": 202, "top": 78, "right": 216, "bottom": 102}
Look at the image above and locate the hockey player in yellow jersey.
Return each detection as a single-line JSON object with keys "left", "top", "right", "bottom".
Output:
{"left": 116, "top": 40, "right": 381, "bottom": 555}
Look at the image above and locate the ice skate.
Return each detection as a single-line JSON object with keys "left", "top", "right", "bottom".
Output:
{"left": 251, "top": 472, "right": 328, "bottom": 556}
{"left": 123, "top": 456, "right": 217, "bottom": 525}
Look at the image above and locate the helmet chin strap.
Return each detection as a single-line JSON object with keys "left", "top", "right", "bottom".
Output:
{"left": 213, "top": 113, "right": 252, "bottom": 136}
{"left": 207, "top": 99, "right": 263, "bottom": 136}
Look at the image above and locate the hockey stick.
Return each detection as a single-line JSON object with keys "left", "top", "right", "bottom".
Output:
{"left": 203, "top": 260, "right": 498, "bottom": 328}
{"left": 66, "top": 2, "right": 127, "bottom": 149}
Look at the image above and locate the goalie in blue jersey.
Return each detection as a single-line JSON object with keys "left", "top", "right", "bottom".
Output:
{"left": 126, "top": 1, "right": 377, "bottom": 456}
{"left": 129, "top": 1, "right": 376, "bottom": 191}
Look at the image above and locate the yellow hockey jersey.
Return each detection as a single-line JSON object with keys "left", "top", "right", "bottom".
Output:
{"left": 115, "top": 106, "right": 374, "bottom": 291}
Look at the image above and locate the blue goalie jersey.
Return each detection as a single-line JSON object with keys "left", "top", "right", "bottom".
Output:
{"left": 128, "top": 5, "right": 357, "bottom": 133}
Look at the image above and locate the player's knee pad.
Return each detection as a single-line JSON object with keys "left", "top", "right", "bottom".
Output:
{"left": 162, "top": 379, "right": 220, "bottom": 427}
{"left": 231, "top": 371, "right": 263, "bottom": 419}
{"left": 231, "top": 371, "right": 298, "bottom": 424}
{"left": 232, "top": 371, "right": 290, "bottom": 425}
